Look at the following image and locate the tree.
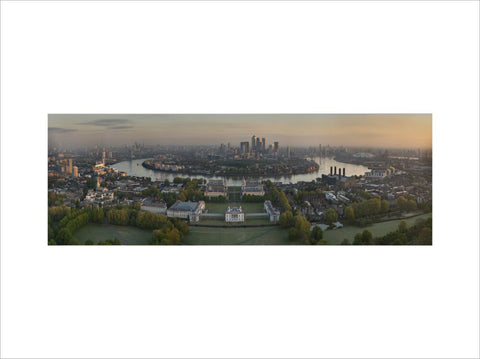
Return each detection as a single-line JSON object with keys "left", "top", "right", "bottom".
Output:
{"left": 381, "top": 200, "right": 389, "bottom": 213}
{"left": 418, "top": 227, "right": 432, "bottom": 245}
{"left": 398, "top": 220, "right": 408, "bottom": 233}
{"left": 279, "top": 211, "right": 294, "bottom": 228}
{"left": 407, "top": 199, "right": 417, "bottom": 212}
{"left": 353, "top": 232, "right": 363, "bottom": 245}
{"left": 340, "top": 238, "right": 351, "bottom": 245}
{"left": 152, "top": 227, "right": 183, "bottom": 245}
{"left": 310, "top": 226, "right": 324, "bottom": 244}
{"left": 85, "top": 239, "right": 94, "bottom": 245}
{"left": 353, "top": 229, "right": 373, "bottom": 245}
{"left": 294, "top": 215, "right": 311, "bottom": 237}
{"left": 56, "top": 228, "right": 72, "bottom": 245}
{"left": 344, "top": 206, "right": 355, "bottom": 224}
{"left": 92, "top": 207, "right": 104, "bottom": 224}
{"left": 178, "top": 192, "right": 187, "bottom": 202}
{"left": 361, "top": 229, "right": 373, "bottom": 245}
{"left": 164, "top": 179, "right": 170, "bottom": 186}
{"left": 288, "top": 228, "right": 298, "bottom": 241}
{"left": 136, "top": 211, "right": 168, "bottom": 230}
{"left": 325, "top": 208, "right": 338, "bottom": 225}
{"left": 397, "top": 196, "right": 407, "bottom": 211}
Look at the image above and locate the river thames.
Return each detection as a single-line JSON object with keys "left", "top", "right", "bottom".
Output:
{"left": 111, "top": 157, "right": 369, "bottom": 186}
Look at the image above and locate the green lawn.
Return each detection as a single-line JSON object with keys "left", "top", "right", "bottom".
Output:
{"left": 228, "top": 186, "right": 242, "bottom": 202}
{"left": 197, "top": 218, "right": 271, "bottom": 226}
{"left": 73, "top": 223, "right": 152, "bottom": 245}
{"left": 184, "top": 226, "right": 292, "bottom": 245}
{"left": 205, "top": 201, "right": 264, "bottom": 214}
{"left": 323, "top": 213, "right": 432, "bottom": 244}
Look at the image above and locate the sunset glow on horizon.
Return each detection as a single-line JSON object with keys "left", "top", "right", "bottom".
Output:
{"left": 49, "top": 114, "right": 432, "bottom": 149}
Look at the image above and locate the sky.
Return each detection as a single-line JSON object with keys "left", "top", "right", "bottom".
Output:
{"left": 48, "top": 114, "right": 432, "bottom": 149}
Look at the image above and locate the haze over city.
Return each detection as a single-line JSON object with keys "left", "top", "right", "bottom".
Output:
{"left": 49, "top": 114, "right": 432, "bottom": 149}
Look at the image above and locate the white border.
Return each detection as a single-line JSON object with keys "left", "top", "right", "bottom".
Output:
{"left": 1, "top": 1, "right": 479, "bottom": 358}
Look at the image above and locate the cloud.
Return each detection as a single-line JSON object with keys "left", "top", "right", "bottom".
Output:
{"left": 49, "top": 127, "right": 76, "bottom": 133}
{"left": 79, "top": 119, "right": 130, "bottom": 127}
{"left": 110, "top": 125, "right": 133, "bottom": 130}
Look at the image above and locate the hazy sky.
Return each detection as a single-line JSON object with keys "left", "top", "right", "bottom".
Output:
{"left": 48, "top": 114, "right": 432, "bottom": 149}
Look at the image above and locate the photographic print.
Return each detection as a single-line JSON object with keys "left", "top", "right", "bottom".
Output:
{"left": 48, "top": 114, "right": 432, "bottom": 245}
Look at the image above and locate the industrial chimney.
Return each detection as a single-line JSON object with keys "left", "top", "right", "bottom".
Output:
{"left": 343, "top": 168, "right": 346, "bottom": 177}
{"left": 334, "top": 166, "right": 337, "bottom": 175}
{"left": 330, "top": 166, "right": 333, "bottom": 175}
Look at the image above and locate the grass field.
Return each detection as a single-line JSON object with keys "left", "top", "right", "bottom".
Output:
{"left": 184, "top": 226, "right": 291, "bottom": 245}
{"left": 228, "top": 186, "right": 242, "bottom": 202}
{"left": 197, "top": 218, "right": 271, "bottom": 226}
{"left": 205, "top": 202, "right": 264, "bottom": 214}
{"left": 73, "top": 223, "right": 152, "bottom": 245}
{"left": 323, "top": 213, "right": 432, "bottom": 244}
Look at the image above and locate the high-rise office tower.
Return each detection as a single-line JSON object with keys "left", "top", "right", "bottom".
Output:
{"left": 251, "top": 135, "right": 257, "bottom": 152}
{"left": 274, "top": 141, "right": 279, "bottom": 154}
{"left": 240, "top": 142, "right": 250, "bottom": 154}
{"left": 261, "top": 138, "right": 266, "bottom": 153}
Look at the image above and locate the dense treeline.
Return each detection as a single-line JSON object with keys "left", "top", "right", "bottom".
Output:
{"left": 178, "top": 179, "right": 205, "bottom": 202}
{"left": 49, "top": 203, "right": 190, "bottom": 245}
{"left": 279, "top": 211, "right": 327, "bottom": 245}
{"left": 142, "top": 179, "right": 206, "bottom": 204}
{"left": 292, "top": 189, "right": 324, "bottom": 205}
{"left": 48, "top": 192, "right": 66, "bottom": 207}
{"left": 106, "top": 207, "right": 139, "bottom": 226}
{"left": 104, "top": 205, "right": 189, "bottom": 244}
{"left": 49, "top": 207, "right": 94, "bottom": 245}
{"left": 349, "top": 217, "right": 432, "bottom": 245}
{"left": 264, "top": 181, "right": 292, "bottom": 212}
{"left": 396, "top": 195, "right": 419, "bottom": 212}
{"left": 136, "top": 211, "right": 168, "bottom": 229}
{"left": 343, "top": 196, "right": 389, "bottom": 226}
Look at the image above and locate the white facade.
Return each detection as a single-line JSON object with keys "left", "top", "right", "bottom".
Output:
{"left": 205, "top": 179, "right": 228, "bottom": 198}
{"left": 241, "top": 178, "right": 265, "bottom": 197}
{"left": 225, "top": 206, "right": 245, "bottom": 222}
{"left": 167, "top": 201, "right": 205, "bottom": 223}
{"left": 264, "top": 200, "right": 280, "bottom": 222}
{"left": 141, "top": 199, "right": 167, "bottom": 214}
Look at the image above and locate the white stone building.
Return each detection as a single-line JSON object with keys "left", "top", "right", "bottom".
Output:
{"left": 167, "top": 201, "right": 205, "bottom": 223}
{"left": 141, "top": 198, "right": 167, "bottom": 214}
{"left": 204, "top": 179, "right": 228, "bottom": 198}
{"left": 241, "top": 178, "right": 265, "bottom": 197}
{"left": 264, "top": 200, "right": 280, "bottom": 222}
{"left": 225, "top": 206, "right": 245, "bottom": 222}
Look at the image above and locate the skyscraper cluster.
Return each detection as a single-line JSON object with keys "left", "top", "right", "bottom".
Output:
{"left": 241, "top": 135, "right": 279, "bottom": 155}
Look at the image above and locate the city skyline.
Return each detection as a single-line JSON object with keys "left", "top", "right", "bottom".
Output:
{"left": 49, "top": 114, "right": 432, "bottom": 149}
